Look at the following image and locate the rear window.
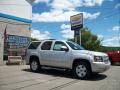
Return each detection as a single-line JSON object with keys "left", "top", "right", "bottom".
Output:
{"left": 41, "top": 41, "right": 52, "bottom": 50}
{"left": 28, "top": 42, "right": 41, "bottom": 49}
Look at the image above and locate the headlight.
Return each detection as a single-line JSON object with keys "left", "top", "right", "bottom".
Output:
{"left": 94, "top": 56, "right": 103, "bottom": 62}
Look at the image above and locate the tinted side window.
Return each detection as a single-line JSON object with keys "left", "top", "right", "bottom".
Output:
{"left": 53, "top": 41, "right": 67, "bottom": 51}
{"left": 28, "top": 42, "right": 41, "bottom": 49}
{"left": 41, "top": 41, "right": 52, "bottom": 50}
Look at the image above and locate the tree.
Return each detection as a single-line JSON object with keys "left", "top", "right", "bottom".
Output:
{"left": 30, "top": 37, "right": 39, "bottom": 42}
{"left": 68, "top": 27, "right": 102, "bottom": 51}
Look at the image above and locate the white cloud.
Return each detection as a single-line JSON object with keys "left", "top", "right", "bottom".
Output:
{"left": 33, "top": 0, "right": 102, "bottom": 23}
{"left": 115, "top": 3, "right": 120, "bottom": 9}
{"left": 50, "top": 0, "right": 76, "bottom": 11}
{"left": 34, "top": 0, "right": 105, "bottom": 8}
{"left": 34, "top": 0, "right": 50, "bottom": 4}
{"left": 31, "top": 28, "right": 51, "bottom": 40}
{"left": 98, "top": 34, "right": 104, "bottom": 40}
{"left": 81, "top": 0, "right": 104, "bottom": 7}
{"left": 112, "top": 26, "right": 120, "bottom": 31}
{"left": 97, "top": 25, "right": 120, "bottom": 47}
{"left": 83, "top": 12, "right": 100, "bottom": 20}
{"left": 102, "top": 36, "right": 120, "bottom": 47}
{"left": 32, "top": 11, "right": 100, "bottom": 22}
{"left": 61, "top": 24, "right": 71, "bottom": 29}
{"left": 61, "top": 29, "right": 74, "bottom": 39}
{"left": 60, "top": 24, "right": 74, "bottom": 39}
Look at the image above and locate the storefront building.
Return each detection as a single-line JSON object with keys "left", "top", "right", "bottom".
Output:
{"left": 0, "top": 0, "right": 34, "bottom": 65}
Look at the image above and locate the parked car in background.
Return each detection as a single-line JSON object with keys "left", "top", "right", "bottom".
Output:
{"left": 26, "top": 40, "right": 111, "bottom": 79}
{"left": 106, "top": 51, "right": 120, "bottom": 65}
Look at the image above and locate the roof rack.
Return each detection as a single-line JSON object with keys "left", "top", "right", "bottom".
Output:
{"left": 31, "top": 39, "right": 56, "bottom": 42}
{"left": 43, "top": 39, "right": 56, "bottom": 40}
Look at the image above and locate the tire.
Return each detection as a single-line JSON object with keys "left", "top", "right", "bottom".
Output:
{"left": 30, "top": 58, "right": 41, "bottom": 72}
{"left": 73, "top": 61, "right": 91, "bottom": 79}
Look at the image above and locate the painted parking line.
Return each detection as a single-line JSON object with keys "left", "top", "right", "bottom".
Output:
{"left": 15, "top": 77, "right": 80, "bottom": 90}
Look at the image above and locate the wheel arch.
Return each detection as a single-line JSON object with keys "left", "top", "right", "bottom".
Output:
{"left": 72, "top": 59, "right": 92, "bottom": 71}
{"left": 29, "top": 55, "right": 40, "bottom": 64}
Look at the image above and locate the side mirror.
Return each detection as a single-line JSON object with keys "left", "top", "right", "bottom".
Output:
{"left": 61, "top": 46, "right": 69, "bottom": 52}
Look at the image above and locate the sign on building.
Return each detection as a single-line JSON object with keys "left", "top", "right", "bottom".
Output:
{"left": 6, "top": 35, "right": 29, "bottom": 46}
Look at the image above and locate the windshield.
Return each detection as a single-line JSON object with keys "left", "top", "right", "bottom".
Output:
{"left": 66, "top": 41, "right": 84, "bottom": 50}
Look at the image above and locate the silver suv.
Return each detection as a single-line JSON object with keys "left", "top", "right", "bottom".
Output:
{"left": 26, "top": 40, "right": 110, "bottom": 79}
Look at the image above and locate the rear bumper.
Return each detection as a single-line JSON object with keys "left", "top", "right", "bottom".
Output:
{"left": 25, "top": 56, "right": 29, "bottom": 65}
{"left": 91, "top": 62, "right": 111, "bottom": 73}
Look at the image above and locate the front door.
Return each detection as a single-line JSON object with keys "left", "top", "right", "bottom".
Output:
{"left": 51, "top": 41, "right": 70, "bottom": 68}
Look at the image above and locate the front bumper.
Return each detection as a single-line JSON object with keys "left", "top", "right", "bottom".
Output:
{"left": 91, "top": 61, "right": 111, "bottom": 73}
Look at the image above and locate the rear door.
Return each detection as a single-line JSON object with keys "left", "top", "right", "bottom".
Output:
{"left": 26, "top": 42, "right": 41, "bottom": 64}
{"left": 40, "top": 41, "right": 53, "bottom": 66}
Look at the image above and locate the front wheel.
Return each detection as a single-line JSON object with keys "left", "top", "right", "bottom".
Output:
{"left": 30, "top": 59, "right": 41, "bottom": 72}
{"left": 73, "top": 62, "right": 91, "bottom": 79}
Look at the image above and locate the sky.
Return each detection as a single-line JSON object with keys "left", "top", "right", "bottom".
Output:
{"left": 31, "top": 0, "right": 120, "bottom": 47}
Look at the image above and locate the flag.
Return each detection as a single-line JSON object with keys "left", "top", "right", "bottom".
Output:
{"left": 4, "top": 25, "right": 7, "bottom": 42}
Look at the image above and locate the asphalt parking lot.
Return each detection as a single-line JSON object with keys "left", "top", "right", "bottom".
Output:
{"left": 0, "top": 65, "right": 120, "bottom": 90}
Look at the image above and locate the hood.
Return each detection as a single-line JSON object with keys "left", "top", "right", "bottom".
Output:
{"left": 73, "top": 50, "right": 107, "bottom": 56}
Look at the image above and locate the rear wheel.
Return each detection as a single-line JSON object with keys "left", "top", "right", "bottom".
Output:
{"left": 30, "top": 58, "right": 41, "bottom": 72}
{"left": 73, "top": 61, "right": 91, "bottom": 79}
